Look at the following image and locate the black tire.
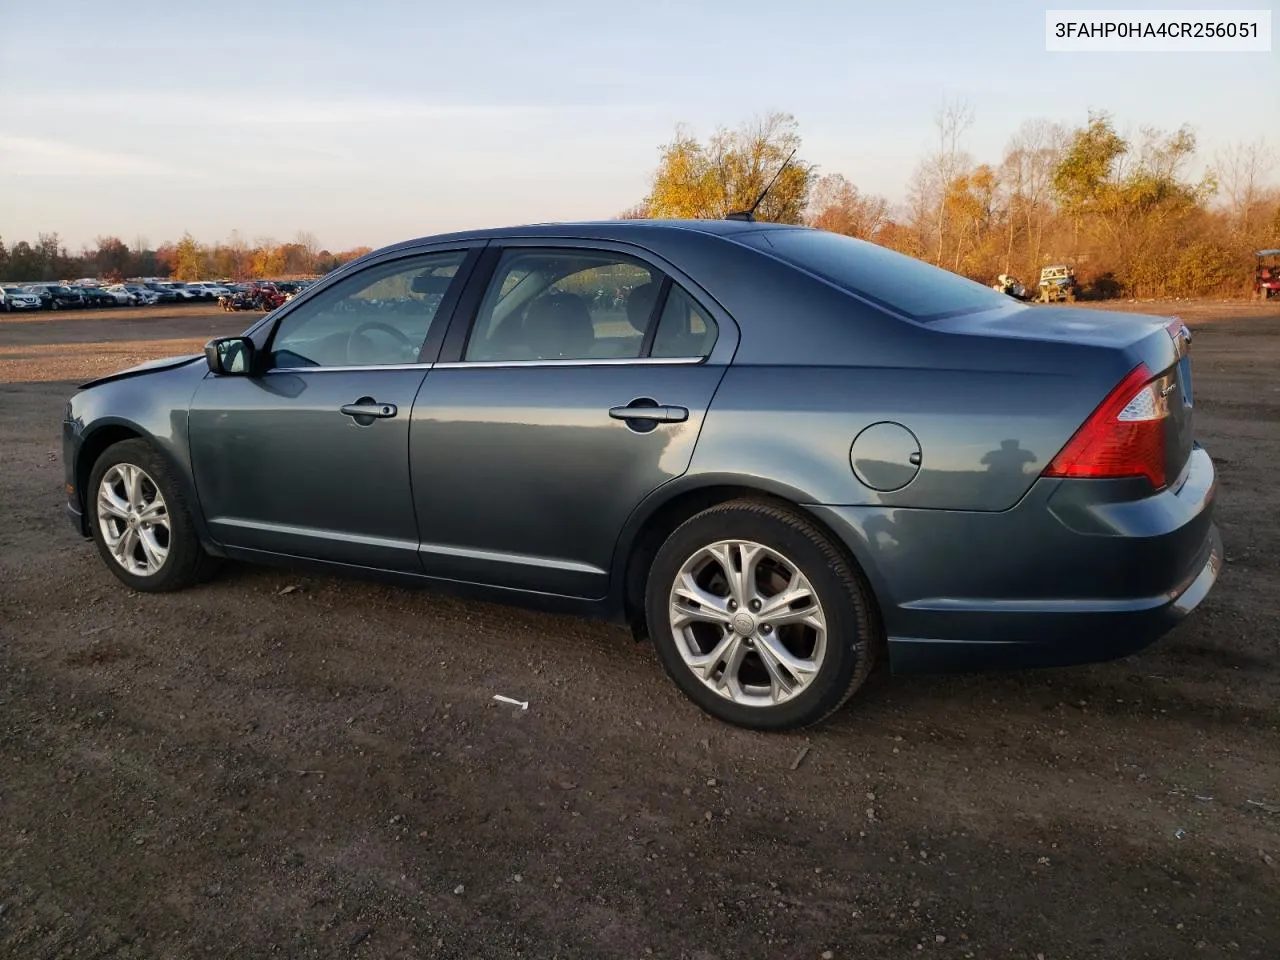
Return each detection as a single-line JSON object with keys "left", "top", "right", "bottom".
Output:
{"left": 644, "top": 499, "right": 880, "bottom": 732}
{"left": 86, "top": 439, "right": 218, "bottom": 593}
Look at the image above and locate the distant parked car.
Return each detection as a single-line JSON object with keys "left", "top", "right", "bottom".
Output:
{"left": 119, "top": 284, "right": 158, "bottom": 305}
{"left": 61, "top": 219, "right": 1221, "bottom": 731}
{"left": 168, "top": 282, "right": 206, "bottom": 300}
{"left": 78, "top": 286, "right": 119, "bottom": 308}
{"left": 184, "top": 282, "right": 230, "bottom": 299}
{"left": 101, "top": 285, "right": 138, "bottom": 305}
{"left": 142, "top": 282, "right": 180, "bottom": 303}
{"left": 23, "top": 284, "right": 84, "bottom": 309}
{"left": 161, "top": 282, "right": 201, "bottom": 301}
{"left": 2, "top": 286, "right": 44, "bottom": 311}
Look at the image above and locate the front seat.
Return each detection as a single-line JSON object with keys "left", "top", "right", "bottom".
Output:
{"left": 522, "top": 293, "right": 596, "bottom": 359}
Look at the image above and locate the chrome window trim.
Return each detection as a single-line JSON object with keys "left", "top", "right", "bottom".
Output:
{"left": 268, "top": 363, "right": 433, "bottom": 373}
{"left": 435, "top": 357, "right": 705, "bottom": 370}
{"left": 265, "top": 356, "right": 707, "bottom": 374}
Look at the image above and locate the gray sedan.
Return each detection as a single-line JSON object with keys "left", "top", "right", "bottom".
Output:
{"left": 62, "top": 220, "right": 1222, "bottom": 730}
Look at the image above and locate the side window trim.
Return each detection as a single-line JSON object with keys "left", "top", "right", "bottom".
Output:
{"left": 260, "top": 246, "right": 482, "bottom": 371}
{"left": 438, "top": 244, "right": 685, "bottom": 365}
{"left": 439, "top": 245, "right": 503, "bottom": 365}
{"left": 433, "top": 238, "right": 738, "bottom": 367}
{"left": 637, "top": 277, "right": 672, "bottom": 358}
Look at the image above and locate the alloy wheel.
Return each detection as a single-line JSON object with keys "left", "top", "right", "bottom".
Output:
{"left": 668, "top": 539, "right": 827, "bottom": 707}
{"left": 96, "top": 463, "right": 171, "bottom": 576}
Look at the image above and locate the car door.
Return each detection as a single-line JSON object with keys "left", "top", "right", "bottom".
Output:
{"left": 188, "top": 246, "right": 480, "bottom": 571}
{"left": 409, "top": 241, "right": 737, "bottom": 598}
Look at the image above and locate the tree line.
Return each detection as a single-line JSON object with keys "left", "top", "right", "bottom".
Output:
{"left": 629, "top": 109, "right": 1280, "bottom": 299}
{"left": 0, "top": 231, "right": 373, "bottom": 284}
{"left": 5, "top": 109, "right": 1276, "bottom": 298}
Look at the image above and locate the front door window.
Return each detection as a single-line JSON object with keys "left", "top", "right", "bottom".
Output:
{"left": 269, "top": 251, "right": 468, "bottom": 368}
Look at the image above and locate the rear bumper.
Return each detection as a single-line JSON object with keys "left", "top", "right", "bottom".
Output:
{"left": 810, "top": 444, "right": 1221, "bottom": 673}
{"left": 884, "top": 523, "right": 1221, "bottom": 672}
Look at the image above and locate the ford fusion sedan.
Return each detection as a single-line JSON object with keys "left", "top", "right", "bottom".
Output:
{"left": 61, "top": 220, "right": 1222, "bottom": 730}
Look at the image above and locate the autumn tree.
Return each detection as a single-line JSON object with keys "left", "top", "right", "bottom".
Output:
{"left": 644, "top": 112, "right": 814, "bottom": 223}
{"left": 278, "top": 242, "right": 315, "bottom": 275}
{"left": 171, "top": 232, "right": 206, "bottom": 280}
{"left": 1050, "top": 111, "right": 1127, "bottom": 255}
{"left": 943, "top": 164, "right": 999, "bottom": 274}
{"left": 92, "top": 236, "right": 132, "bottom": 280}
{"left": 1052, "top": 113, "right": 1221, "bottom": 296}
{"left": 807, "top": 174, "right": 890, "bottom": 241}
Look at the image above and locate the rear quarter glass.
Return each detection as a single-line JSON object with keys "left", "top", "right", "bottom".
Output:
{"left": 735, "top": 228, "right": 1013, "bottom": 322}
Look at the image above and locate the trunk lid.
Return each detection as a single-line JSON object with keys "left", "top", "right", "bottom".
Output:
{"left": 936, "top": 304, "right": 1195, "bottom": 489}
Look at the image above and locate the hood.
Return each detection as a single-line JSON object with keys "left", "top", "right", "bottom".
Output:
{"left": 79, "top": 353, "right": 204, "bottom": 390}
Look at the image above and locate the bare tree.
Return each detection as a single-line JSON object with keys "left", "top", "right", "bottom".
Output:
{"left": 295, "top": 231, "right": 320, "bottom": 273}
{"left": 918, "top": 99, "right": 975, "bottom": 265}
{"left": 1002, "top": 119, "right": 1067, "bottom": 274}
{"left": 1215, "top": 137, "right": 1276, "bottom": 235}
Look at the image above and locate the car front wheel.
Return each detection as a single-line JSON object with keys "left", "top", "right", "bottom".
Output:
{"left": 87, "top": 439, "right": 216, "bottom": 592}
{"left": 645, "top": 499, "right": 879, "bottom": 731}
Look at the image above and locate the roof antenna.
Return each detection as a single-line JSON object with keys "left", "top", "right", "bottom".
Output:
{"left": 725, "top": 148, "right": 798, "bottom": 222}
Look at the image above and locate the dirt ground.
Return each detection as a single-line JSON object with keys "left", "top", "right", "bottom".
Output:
{"left": 1, "top": 299, "right": 1277, "bottom": 959}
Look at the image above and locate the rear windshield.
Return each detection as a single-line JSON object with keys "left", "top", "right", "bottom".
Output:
{"left": 738, "top": 228, "right": 1012, "bottom": 322}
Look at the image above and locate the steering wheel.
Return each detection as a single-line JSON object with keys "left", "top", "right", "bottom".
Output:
{"left": 346, "top": 322, "right": 418, "bottom": 364}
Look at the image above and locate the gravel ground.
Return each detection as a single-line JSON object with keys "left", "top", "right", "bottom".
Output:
{"left": 1, "top": 300, "right": 1278, "bottom": 959}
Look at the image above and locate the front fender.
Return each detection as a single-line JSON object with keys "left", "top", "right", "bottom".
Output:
{"left": 65, "top": 363, "right": 217, "bottom": 551}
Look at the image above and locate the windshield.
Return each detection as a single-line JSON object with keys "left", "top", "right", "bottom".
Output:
{"left": 737, "top": 228, "right": 1013, "bottom": 322}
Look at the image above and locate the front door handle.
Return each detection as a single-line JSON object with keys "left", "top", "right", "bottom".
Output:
{"left": 608, "top": 403, "right": 688, "bottom": 424}
{"left": 340, "top": 400, "right": 397, "bottom": 419}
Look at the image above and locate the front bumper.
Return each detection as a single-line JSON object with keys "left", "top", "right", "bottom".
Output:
{"left": 63, "top": 417, "right": 89, "bottom": 538}
{"left": 811, "top": 444, "right": 1222, "bottom": 673}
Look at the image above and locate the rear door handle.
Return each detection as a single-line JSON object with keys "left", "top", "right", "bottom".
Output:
{"left": 608, "top": 404, "right": 688, "bottom": 424}
{"left": 340, "top": 400, "right": 397, "bottom": 419}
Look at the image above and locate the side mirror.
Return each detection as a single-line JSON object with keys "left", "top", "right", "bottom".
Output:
{"left": 204, "top": 336, "right": 255, "bottom": 376}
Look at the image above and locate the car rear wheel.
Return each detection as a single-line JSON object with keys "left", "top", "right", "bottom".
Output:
{"left": 88, "top": 439, "right": 217, "bottom": 593}
{"left": 645, "top": 499, "right": 879, "bottom": 731}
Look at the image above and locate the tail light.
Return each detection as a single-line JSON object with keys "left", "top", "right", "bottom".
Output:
{"left": 1043, "top": 363, "right": 1170, "bottom": 490}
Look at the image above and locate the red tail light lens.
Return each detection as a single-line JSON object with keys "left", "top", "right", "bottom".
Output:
{"left": 1043, "top": 364, "right": 1169, "bottom": 490}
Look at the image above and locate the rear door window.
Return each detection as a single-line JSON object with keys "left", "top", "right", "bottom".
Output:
{"left": 465, "top": 249, "right": 658, "bottom": 362}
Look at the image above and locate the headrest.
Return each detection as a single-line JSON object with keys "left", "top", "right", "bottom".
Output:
{"left": 524, "top": 293, "right": 595, "bottom": 357}
{"left": 625, "top": 282, "right": 661, "bottom": 334}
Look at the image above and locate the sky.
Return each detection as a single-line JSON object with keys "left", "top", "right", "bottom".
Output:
{"left": 1, "top": 0, "right": 1275, "bottom": 252}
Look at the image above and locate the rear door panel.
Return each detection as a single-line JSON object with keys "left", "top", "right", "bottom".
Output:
{"left": 406, "top": 237, "right": 738, "bottom": 599}
{"left": 409, "top": 362, "right": 726, "bottom": 597}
